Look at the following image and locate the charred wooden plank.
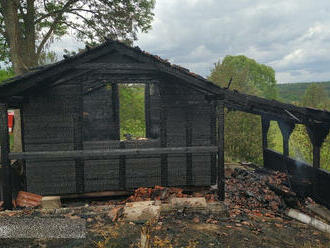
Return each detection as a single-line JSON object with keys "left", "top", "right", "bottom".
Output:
{"left": 9, "top": 146, "right": 218, "bottom": 161}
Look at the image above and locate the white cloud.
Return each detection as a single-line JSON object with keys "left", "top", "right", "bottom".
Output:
{"left": 136, "top": 0, "right": 330, "bottom": 83}
{"left": 49, "top": 0, "right": 330, "bottom": 84}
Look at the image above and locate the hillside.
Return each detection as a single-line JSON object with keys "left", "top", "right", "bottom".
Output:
{"left": 277, "top": 81, "right": 330, "bottom": 103}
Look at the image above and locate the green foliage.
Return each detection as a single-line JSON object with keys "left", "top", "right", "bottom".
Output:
{"left": 0, "top": 68, "right": 14, "bottom": 83}
{"left": 277, "top": 81, "right": 330, "bottom": 103}
{"left": 119, "top": 84, "right": 145, "bottom": 139}
{"left": 223, "top": 110, "right": 263, "bottom": 164}
{"left": 267, "top": 121, "right": 283, "bottom": 154}
{"left": 208, "top": 55, "right": 278, "bottom": 164}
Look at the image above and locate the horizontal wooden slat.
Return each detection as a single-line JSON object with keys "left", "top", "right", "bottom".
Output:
{"left": 9, "top": 146, "right": 218, "bottom": 161}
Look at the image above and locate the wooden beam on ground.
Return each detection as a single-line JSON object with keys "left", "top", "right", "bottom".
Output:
{"left": 60, "top": 190, "right": 132, "bottom": 199}
{"left": 9, "top": 146, "right": 219, "bottom": 161}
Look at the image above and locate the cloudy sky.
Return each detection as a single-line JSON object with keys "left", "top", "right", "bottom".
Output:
{"left": 56, "top": 0, "right": 330, "bottom": 84}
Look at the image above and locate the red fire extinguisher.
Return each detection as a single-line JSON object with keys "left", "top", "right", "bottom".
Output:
{"left": 8, "top": 111, "right": 14, "bottom": 133}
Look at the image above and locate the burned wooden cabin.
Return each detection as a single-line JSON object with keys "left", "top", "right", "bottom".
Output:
{"left": 0, "top": 40, "right": 329, "bottom": 210}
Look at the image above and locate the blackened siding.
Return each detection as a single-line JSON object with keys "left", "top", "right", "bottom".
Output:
{"left": 23, "top": 83, "right": 79, "bottom": 195}
{"left": 159, "top": 80, "right": 213, "bottom": 186}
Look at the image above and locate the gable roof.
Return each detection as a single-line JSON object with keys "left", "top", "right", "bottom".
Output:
{"left": 0, "top": 39, "right": 329, "bottom": 126}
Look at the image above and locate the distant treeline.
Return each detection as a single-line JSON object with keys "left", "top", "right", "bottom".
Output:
{"left": 277, "top": 81, "right": 330, "bottom": 103}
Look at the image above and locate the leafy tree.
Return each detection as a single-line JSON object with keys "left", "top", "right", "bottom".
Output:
{"left": 209, "top": 55, "right": 278, "bottom": 99}
{"left": 0, "top": 0, "right": 155, "bottom": 74}
{"left": 302, "top": 83, "right": 329, "bottom": 109}
{"left": 208, "top": 55, "right": 278, "bottom": 164}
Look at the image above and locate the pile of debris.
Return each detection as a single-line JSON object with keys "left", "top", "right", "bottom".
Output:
{"left": 123, "top": 166, "right": 315, "bottom": 220}
{"left": 224, "top": 167, "right": 309, "bottom": 218}
{"left": 124, "top": 185, "right": 216, "bottom": 203}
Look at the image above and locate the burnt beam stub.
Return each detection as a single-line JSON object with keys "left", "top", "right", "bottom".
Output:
{"left": 277, "top": 120, "right": 295, "bottom": 157}
{"left": 306, "top": 123, "right": 330, "bottom": 169}
{"left": 0, "top": 103, "right": 12, "bottom": 210}
{"left": 217, "top": 100, "right": 225, "bottom": 201}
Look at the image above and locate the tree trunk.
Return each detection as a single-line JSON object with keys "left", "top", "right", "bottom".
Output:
{"left": 1, "top": 0, "right": 37, "bottom": 75}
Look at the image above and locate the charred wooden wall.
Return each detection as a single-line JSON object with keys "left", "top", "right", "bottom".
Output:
{"left": 21, "top": 54, "right": 216, "bottom": 195}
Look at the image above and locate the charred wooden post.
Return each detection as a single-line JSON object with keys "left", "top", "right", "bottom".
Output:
{"left": 210, "top": 101, "right": 217, "bottom": 185}
{"left": 217, "top": 97, "right": 225, "bottom": 201}
{"left": 145, "top": 83, "right": 151, "bottom": 138}
{"left": 277, "top": 120, "right": 295, "bottom": 156}
{"left": 306, "top": 123, "right": 329, "bottom": 200}
{"left": 306, "top": 124, "right": 329, "bottom": 169}
{"left": 160, "top": 87, "right": 168, "bottom": 186}
{"left": 111, "top": 83, "right": 120, "bottom": 140}
{"left": 261, "top": 116, "right": 270, "bottom": 167}
{"left": 0, "top": 103, "right": 12, "bottom": 209}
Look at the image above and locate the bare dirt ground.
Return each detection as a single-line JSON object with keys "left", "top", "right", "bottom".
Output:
{"left": 0, "top": 205, "right": 329, "bottom": 248}
{"left": 1, "top": 164, "right": 329, "bottom": 247}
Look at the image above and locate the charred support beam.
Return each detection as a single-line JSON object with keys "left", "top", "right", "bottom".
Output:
{"left": 261, "top": 116, "right": 271, "bottom": 149}
{"left": 306, "top": 124, "right": 330, "bottom": 169}
{"left": 277, "top": 120, "right": 295, "bottom": 156}
{"left": 261, "top": 116, "right": 271, "bottom": 167}
{"left": 217, "top": 99, "right": 225, "bottom": 201}
{"left": 0, "top": 103, "right": 12, "bottom": 209}
{"left": 306, "top": 123, "right": 330, "bottom": 200}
